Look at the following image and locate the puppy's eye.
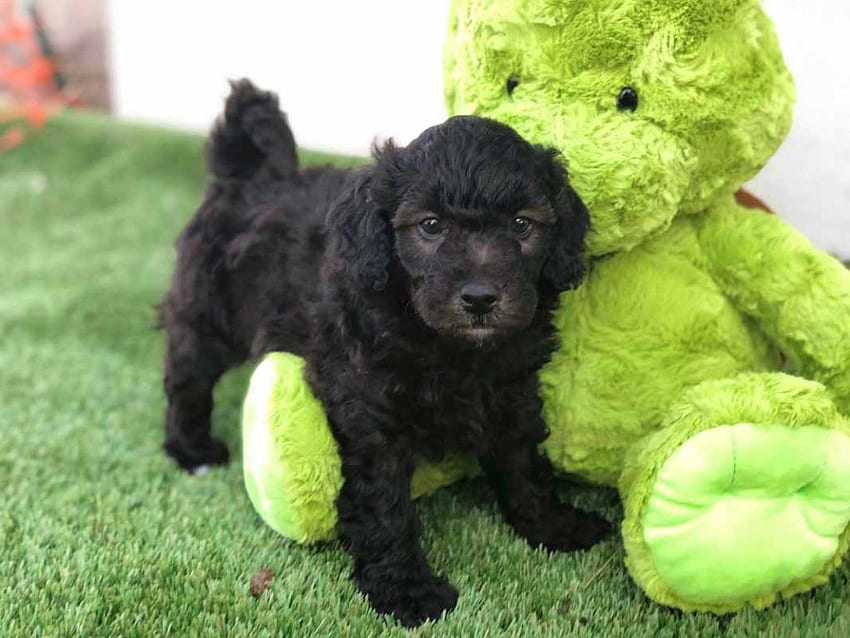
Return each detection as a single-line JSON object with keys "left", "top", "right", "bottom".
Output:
{"left": 512, "top": 216, "right": 533, "bottom": 238}
{"left": 616, "top": 86, "right": 639, "bottom": 112}
{"left": 506, "top": 76, "right": 520, "bottom": 97}
{"left": 419, "top": 217, "right": 446, "bottom": 237}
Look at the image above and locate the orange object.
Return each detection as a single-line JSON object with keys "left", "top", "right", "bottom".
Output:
{"left": 0, "top": 1, "right": 65, "bottom": 149}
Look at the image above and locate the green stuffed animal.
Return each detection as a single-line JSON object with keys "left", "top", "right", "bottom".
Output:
{"left": 443, "top": 0, "right": 850, "bottom": 612}
{"left": 243, "top": 0, "right": 850, "bottom": 614}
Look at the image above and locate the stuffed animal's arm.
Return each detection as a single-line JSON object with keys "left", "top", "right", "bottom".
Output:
{"left": 695, "top": 199, "right": 850, "bottom": 413}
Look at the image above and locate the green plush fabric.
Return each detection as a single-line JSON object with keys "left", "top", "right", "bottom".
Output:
{"left": 445, "top": 0, "right": 795, "bottom": 256}
{"left": 539, "top": 214, "right": 782, "bottom": 486}
{"left": 442, "top": 0, "right": 850, "bottom": 612}
{"left": 619, "top": 373, "right": 850, "bottom": 613}
{"left": 695, "top": 199, "right": 850, "bottom": 415}
{"left": 242, "top": 353, "right": 479, "bottom": 543}
{"left": 537, "top": 196, "right": 850, "bottom": 486}
{"left": 645, "top": 424, "right": 850, "bottom": 606}
{"left": 243, "top": 354, "right": 342, "bottom": 543}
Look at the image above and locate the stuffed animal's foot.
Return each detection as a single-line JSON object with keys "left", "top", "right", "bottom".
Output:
{"left": 358, "top": 572, "right": 458, "bottom": 627}
{"left": 164, "top": 435, "right": 230, "bottom": 473}
{"left": 512, "top": 505, "right": 611, "bottom": 552}
{"left": 620, "top": 373, "right": 850, "bottom": 613}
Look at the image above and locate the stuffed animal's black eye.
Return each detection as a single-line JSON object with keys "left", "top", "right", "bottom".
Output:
{"left": 617, "top": 87, "right": 639, "bottom": 112}
{"left": 419, "top": 217, "right": 446, "bottom": 237}
{"left": 512, "top": 216, "right": 533, "bottom": 237}
{"left": 506, "top": 76, "right": 520, "bottom": 97}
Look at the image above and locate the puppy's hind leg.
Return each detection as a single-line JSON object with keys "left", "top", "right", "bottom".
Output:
{"left": 161, "top": 320, "right": 234, "bottom": 473}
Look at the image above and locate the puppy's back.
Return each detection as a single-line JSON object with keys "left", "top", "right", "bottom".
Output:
{"left": 161, "top": 81, "right": 355, "bottom": 362}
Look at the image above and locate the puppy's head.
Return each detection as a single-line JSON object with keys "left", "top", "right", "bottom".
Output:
{"left": 329, "top": 116, "right": 589, "bottom": 345}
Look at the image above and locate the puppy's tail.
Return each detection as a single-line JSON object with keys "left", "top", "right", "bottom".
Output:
{"left": 206, "top": 79, "right": 299, "bottom": 184}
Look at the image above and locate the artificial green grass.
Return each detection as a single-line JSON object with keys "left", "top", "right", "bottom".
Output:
{"left": 2, "top": 112, "right": 850, "bottom": 637}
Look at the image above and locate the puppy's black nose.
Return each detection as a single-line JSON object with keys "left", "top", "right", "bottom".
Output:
{"left": 461, "top": 283, "right": 498, "bottom": 314}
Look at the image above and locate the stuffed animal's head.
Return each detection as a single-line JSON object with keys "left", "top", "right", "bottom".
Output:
{"left": 445, "top": 0, "right": 795, "bottom": 255}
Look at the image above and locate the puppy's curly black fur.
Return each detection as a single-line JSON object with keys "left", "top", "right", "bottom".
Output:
{"left": 160, "top": 80, "right": 610, "bottom": 627}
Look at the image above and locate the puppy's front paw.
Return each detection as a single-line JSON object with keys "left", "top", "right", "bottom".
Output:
{"left": 361, "top": 574, "right": 458, "bottom": 627}
{"left": 514, "top": 506, "right": 611, "bottom": 553}
{"left": 163, "top": 436, "right": 230, "bottom": 473}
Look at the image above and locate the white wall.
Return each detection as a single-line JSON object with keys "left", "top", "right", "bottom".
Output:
{"left": 109, "top": 0, "right": 850, "bottom": 258}
{"left": 108, "top": 0, "right": 451, "bottom": 156}
{"left": 750, "top": 0, "right": 850, "bottom": 259}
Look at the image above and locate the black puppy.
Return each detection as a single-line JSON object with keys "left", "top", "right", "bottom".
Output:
{"left": 160, "top": 80, "right": 609, "bottom": 627}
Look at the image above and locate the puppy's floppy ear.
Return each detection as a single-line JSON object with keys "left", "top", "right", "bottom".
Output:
{"left": 327, "top": 171, "right": 392, "bottom": 293}
{"left": 539, "top": 152, "right": 591, "bottom": 292}
{"left": 544, "top": 185, "right": 590, "bottom": 291}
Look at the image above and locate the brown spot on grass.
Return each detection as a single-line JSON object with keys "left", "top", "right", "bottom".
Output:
{"left": 249, "top": 567, "right": 275, "bottom": 598}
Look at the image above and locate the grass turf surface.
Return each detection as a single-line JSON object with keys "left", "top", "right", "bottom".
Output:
{"left": 2, "top": 112, "right": 850, "bottom": 637}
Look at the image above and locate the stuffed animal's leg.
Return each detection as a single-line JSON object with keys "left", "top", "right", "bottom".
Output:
{"left": 695, "top": 199, "right": 850, "bottom": 414}
{"left": 333, "top": 426, "right": 457, "bottom": 627}
{"left": 161, "top": 321, "right": 233, "bottom": 472}
{"left": 481, "top": 378, "right": 611, "bottom": 552}
{"left": 620, "top": 372, "right": 850, "bottom": 613}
